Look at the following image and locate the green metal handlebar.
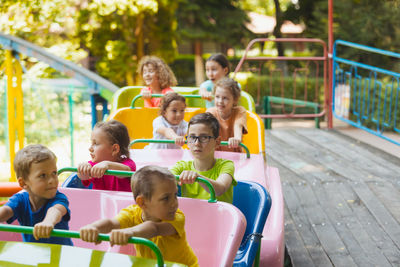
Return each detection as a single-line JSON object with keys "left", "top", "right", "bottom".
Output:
{"left": 58, "top": 167, "right": 217, "bottom": 203}
{"left": 131, "top": 94, "right": 202, "bottom": 108}
{"left": 0, "top": 224, "right": 164, "bottom": 267}
{"left": 130, "top": 139, "right": 251, "bottom": 159}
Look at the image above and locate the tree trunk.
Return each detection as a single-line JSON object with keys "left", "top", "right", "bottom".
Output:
{"left": 135, "top": 14, "right": 145, "bottom": 85}
{"left": 273, "top": 0, "right": 284, "bottom": 56}
{"left": 194, "top": 41, "right": 204, "bottom": 86}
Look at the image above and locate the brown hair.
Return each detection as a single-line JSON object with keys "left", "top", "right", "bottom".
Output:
{"left": 131, "top": 165, "right": 176, "bottom": 200}
{"left": 94, "top": 120, "right": 130, "bottom": 160}
{"left": 159, "top": 92, "right": 186, "bottom": 116}
{"left": 14, "top": 144, "right": 56, "bottom": 179}
{"left": 137, "top": 56, "right": 177, "bottom": 89}
{"left": 188, "top": 112, "right": 220, "bottom": 138}
{"left": 207, "top": 53, "right": 230, "bottom": 74}
{"left": 213, "top": 77, "right": 241, "bottom": 102}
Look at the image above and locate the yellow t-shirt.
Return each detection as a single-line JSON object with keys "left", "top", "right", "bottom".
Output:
{"left": 170, "top": 158, "right": 237, "bottom": 203}
{"left": 115, "top": 205, "right": 198, "bottom": 267}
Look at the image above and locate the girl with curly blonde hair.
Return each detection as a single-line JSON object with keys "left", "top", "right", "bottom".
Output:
{"left": 137, "top": 56, "right": 177, "bottom": 107}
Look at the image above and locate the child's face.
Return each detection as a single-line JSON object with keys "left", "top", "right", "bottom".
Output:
{"left": 89, "top": 128, "right": 116, "bottom": 163}
{"left": 214, "top": 86, "right": 237, "bottom": 118}
{"left": 205, "top": 60, "right": 228, "bottom": 82}
{"left": 142, "top": 179, "right": 178, "bottom": 222}
{"left": 142, "top": 64, "right": 159, "bottom": 88}
{"left": 187, "top": 123, "right": 217, "bottom": 160}
{"left": 163, "top": 100, "right": 186, "bottom": 126}
{"left": 21, "top": 158, "right": 58, "bottom": 201}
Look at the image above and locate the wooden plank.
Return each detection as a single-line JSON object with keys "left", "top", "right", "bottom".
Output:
{"left": 319, "top": 181, "right": 392, "bottom": 266}
{"left": 266, "top": 128, "right": 400, "bottom": 266}
{"left": 337, "top": 182, "right": 400, "bottom": 265}
{"left": 290, "top": 181, "right": 357, "bottom": 267}
{"left": 266, "top": 132, "right": 337, "bottom": 184}
{"left": 284, "top": 204, "right": 315, "bottom": 267}
{"left": 269, "top": 129, "right": 400, "bottom": 249}
{"left": 270, "top": 137, "right": 391, "bottom": 265}
{"left": 269, "top": 150, "right": 356, "bottom": 266}
{"left": 367, "top": 181, "right": 400, "bottom": 223}
{"left": 281, "top": 168, "right": 333, "bottom": 266}
{"left": 351, "top": 181, "right": 400, "bottom": 249}
{"left": 295, "top": 129, "right": 400, "bottom": 186}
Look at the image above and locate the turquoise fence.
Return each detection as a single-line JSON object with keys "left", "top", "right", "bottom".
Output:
{"left": 333, "top": 40, "right": 400, "bottom": 145}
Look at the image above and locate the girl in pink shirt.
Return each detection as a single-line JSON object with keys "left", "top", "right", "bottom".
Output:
{"left": 77, "top": 120, "right": 136, "bottom": 192}
{"left": 137, "top": 56, "right": 177, "bottom": 107}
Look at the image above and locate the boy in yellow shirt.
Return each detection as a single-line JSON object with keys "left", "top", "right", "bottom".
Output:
{"left": 80, "top": 165, "right": 198, "bottom": 267}
{"left": 171, "top": 112, "right": 237, "bottom": 203}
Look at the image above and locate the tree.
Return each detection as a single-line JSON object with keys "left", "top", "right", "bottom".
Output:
{"left": 177, "top": 0, "right": 251, "bottom": 85}
{"left": 285, "top": 0, "right": 400, "bottom": 70}
{"left": 74, "top": 0, "right": 178, "bottom": 86}
{"left": 0, "top": 0, "right": 86, "bottom": 68}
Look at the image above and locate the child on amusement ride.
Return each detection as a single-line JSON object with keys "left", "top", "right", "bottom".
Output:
{"left": 138, "top": 55, "right": 177, "bottom": 107}
{"left": 207, "top": 77, "right": 247, "bottom": 153}
{"left": 147, "top": 92, "right": 188, "bottom": 149}
{"left": 80, "top": 165, "right": 199, "bottom": 267}
{"left": 171, "top": 112, "right": 237, "bottom": 203}
{"left": 77, "top": 120, "right": 136, "bottom": 192}
{"left": 199, "top": 53, "right": 230, "bottom": 108}
{"left": 0, "top": 144, "right": 73, "bottom": 245}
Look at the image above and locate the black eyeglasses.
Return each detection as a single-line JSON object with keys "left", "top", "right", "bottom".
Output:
{"left": 186, "top": 135, "right": 216, "bottom": 144}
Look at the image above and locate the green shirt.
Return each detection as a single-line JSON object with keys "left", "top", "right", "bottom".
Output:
{"left": 170, "top": 158, "right": 237, "bottom": 203}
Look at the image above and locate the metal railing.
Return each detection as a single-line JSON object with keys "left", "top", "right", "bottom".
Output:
{"left": 233, "top": 38, "right": 330, "bottom": 128}
{"left": 58, "top": 167, "right": 217, "bottom": 203}
{"left": 333, "top": 40, "right": 400, "bottom": 145}
{"left": 0, "top": 224, "right": 164, "bottom": 267}
{"left": 130, "top": 139, "right": 251, "bottom": 158}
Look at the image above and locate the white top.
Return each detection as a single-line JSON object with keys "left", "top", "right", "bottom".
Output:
{"left": 147, "top": 116, "right": 188, "bottom": 149}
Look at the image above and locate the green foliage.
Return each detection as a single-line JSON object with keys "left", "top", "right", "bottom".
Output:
{"left": 285, "top": 0, "right": 400, "bottom": 70}
{"left": 21, "top": 83, "right": 90, "bottom": 145}
{"left": 75, "top": 0, "right": 178, "bottom": 86}
{"left": 177, "top": 0, "right": 251, "bottom": 48}
{"left": 242, "top": 74, "right": 324, "bottom": 113}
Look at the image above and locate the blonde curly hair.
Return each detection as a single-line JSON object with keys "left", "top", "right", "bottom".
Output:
{"left": 137, "top": 56, "right": 177, "bottom": 89}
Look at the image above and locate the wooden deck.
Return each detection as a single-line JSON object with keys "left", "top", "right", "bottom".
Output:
{"left": 266, "top": 128, "right": 400, "bottom": 267}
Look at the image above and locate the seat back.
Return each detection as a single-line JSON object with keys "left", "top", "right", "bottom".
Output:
{"left": 233, "top": 181, "right": 272, "bottom": 266}
{"left": 242, "top": 111, "right": 265, "bottom": 154}
{"left": 110, "top": 86, "right": 256, "bottom": 112}
{"left": 108, "top": 107, "right": 205, "bottom": 149}
{"left": 60, "top": 188, "right": 246, "bottom": 267}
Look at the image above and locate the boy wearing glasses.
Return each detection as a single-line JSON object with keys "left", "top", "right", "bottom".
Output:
{"left": 170, "top": 112, "right": 237, "bottom": 203}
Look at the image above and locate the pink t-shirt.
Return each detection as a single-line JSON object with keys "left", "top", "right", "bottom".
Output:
{"left": 141, "top": 87, "right": 174, "bottom": 107}
{"left": 82, "top": 158, "right": 136, "bottom": 192}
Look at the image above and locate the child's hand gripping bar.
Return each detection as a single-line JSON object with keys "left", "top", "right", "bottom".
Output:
{"left": 0, "top": 224, "right": 165, "bottom": 267}
{"left": 58, "top": 168, "right": 217, "bottom": 203}
{"left": 129, "top": 139, "right": 251, "bottom": 159}
{"left": 131, "top": 94, "right": 202, "bottom": 108}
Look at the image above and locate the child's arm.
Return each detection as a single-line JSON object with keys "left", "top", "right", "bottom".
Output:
{"left": 199, "top": 87, "right": 213, "bottom": 101}
{"left": 90, "top": 161, "right": 132, "bottom": 178}
{"left": 109, "top": 221, "right": 177, "bottom": 246}
{"left": 229, "top": 109, "right": 248, "bottom": 148}
{"left": 178, "top": 171, "right": 233, "bottom": 197}
{"left": 77, "top": 162, "right": 92, "bottom": 180}
{"left": 141, "top": 89, "right": 152, "bottom": 100}
{"left": 0, "top": 206, "right": 14, "bottom": 222}
{"left": 156, "top": 127, "right": 185, "bottom": 146}
{"left": 80, "top": 218, "right": 121, "bottom": 244}
{"left": 33, "top": 204, "right": 67, "bottom": 240}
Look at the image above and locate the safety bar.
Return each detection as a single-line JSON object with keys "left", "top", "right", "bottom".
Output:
{"left": 58, "top": 167, "right": 217, "bottom": 203}
{"left": 129, "top": 139, "right": 251, "bottom": 159}
{"left": 131, "top": 94, "right": 202, "bottom": 108}
{"left": 0, "top": 224, "right": 164, "bottom": 267}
